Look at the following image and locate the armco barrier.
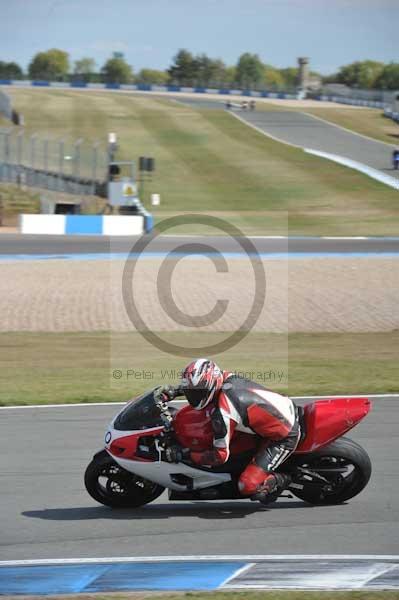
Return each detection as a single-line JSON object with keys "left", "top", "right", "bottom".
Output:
{"left": 20, "top": 214, "right": 153, "bottom": 235}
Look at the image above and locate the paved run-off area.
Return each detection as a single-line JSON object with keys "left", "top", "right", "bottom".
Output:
{"left": 0, "top": 256, "right": 398, "bottom": 332}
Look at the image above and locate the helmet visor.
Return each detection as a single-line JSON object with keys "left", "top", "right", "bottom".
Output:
{"left": 183, "top": 387, "right": 209, "bottom": 408}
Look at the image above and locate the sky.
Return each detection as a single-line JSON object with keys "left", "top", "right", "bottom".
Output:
{"left": 0, "top": 0, "right": 397, "bottom": 75}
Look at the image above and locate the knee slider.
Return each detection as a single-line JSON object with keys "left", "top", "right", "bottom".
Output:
{"left": 238, "top": 463, "right": 269, "bottom": 496}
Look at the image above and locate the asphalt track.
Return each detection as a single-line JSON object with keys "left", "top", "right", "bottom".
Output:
{"left": 1, "top": 233, "right": 399, "bottom": 256}
{"left": 1, "top": 397, "right": 398, "bottom": 560}
{"left": 233, "top": 109, "right": 399, "bottom": 181}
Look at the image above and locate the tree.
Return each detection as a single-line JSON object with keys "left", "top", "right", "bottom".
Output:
{"left": 100, "top": 56, "right": 133, "bottom": 84}
{"left": 375, "top": 63, "right": 399, "bottom": 90}
{"left": 135, "top": 69, "right": 169, "bottom": 85}
{"left": 221, "top": 66, "right": 237, "bottom": 87}
{"left": 168, "top": 49, "right": 197, "bottom": 85}
{"left": 28, "top": 49, "right": 69, "bottom": 80}
{"left": 0, "top": 61, "right": 23, "bottom": 79}
{"left": 73, "top": 57, "right": 96, "bottom": 82}
{"left": 263, "top": 66, "right": 284, "bottom": 90}
{"left": 336, "top": 60, "right": 384, "bottom": 89}
{"left": 235, "top": 53, "right": 265, "bottom": 89}
{"left": 194, "top": 55, "right": 227, "bottom": 86}
{"left": 278, "top": 67, "right": 298, "bottom": 90}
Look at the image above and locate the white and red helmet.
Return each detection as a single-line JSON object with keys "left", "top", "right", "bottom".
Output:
{"left": 181, "top": 358, "right": 223, "bottom": 410}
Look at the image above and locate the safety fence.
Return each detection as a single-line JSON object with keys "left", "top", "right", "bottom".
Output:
{"left": 0, "top": 129, "right": 108, "bottom": 196}
{"left": 0, "top": 162, "right": 104, "bottom": 196}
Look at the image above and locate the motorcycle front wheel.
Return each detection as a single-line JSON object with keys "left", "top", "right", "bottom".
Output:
{"left": 84, "top": 450, "right": 165, "bottom": 508}
{"left": 288, "top": 436, "right": 372, "bottom": 505}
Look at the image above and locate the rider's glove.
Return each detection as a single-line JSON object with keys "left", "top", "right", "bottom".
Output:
{"left": 164, "top": 444, "right": 186, "bottom": 463}
{"left": 154, "top": 385, "right": 178, "bottom": 403}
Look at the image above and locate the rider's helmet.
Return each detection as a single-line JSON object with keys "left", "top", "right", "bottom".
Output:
{"left": 181, "top": 358, "right": 224, "bottom": 410}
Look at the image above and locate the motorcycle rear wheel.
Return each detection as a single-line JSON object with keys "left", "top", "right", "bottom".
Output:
{"left": 289, "top": 436, "right": 371, "bottom": 505}
{"left": 84, "top": 450, "right": 165, "bottom": 508}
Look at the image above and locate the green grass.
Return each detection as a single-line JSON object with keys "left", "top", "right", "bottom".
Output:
{"left": 5, "top": 88, "right": 399, "bottom": 236}
{"left": 0, "top": 331, "right": 398, "bottom": 406}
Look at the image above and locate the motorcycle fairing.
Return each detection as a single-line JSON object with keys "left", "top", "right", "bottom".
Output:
{"left": 296, "top": 398, "right": 371, "bottom": 453}
{"left": 105, "top": 423, "right": 232, "bottom": 491}
{"left": 112, "top": 453, "right": 232, "bottom": 491}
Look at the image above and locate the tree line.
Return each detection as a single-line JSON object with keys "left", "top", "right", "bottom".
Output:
{"left": 0, "top": 49, "right": 301, "bottom": 90}
{"left": 1, "top": 49, "right": 398, "bottom": 91}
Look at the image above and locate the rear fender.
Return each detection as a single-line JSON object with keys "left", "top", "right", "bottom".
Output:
{"left": 296, "top": 397, "right": 371, "bottom": 453}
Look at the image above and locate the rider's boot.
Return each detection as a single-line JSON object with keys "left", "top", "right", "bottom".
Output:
{"left": 251, "top": 472, "right": 292, "bottom": 504}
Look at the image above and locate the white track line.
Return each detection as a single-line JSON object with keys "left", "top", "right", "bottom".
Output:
{"left": 1, "top": 393, "right": 398, "bottom": 410}
{"left": 1, "top": 555, "right": 398, "bottom": 566}
{"left": 304, "top": 148, "right": 399, "bottom": 190}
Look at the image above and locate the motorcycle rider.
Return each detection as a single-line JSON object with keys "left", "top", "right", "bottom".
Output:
{"left": 157, "top": 358, "right": 301, "bottom": 503}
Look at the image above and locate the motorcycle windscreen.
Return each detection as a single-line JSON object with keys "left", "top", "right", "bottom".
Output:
{"left": 113, "top": 392, "right": 164, "bottom": 431}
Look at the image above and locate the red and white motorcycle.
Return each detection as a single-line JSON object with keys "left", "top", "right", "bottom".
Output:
{"left": 84, "top": 389, "right": 372, "bottom": 507}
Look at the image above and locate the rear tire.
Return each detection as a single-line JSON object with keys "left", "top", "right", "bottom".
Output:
{"left": 84, "top": 450, "right": 165, "bottom": 508}
{"left": 288, "top": 437, "right": 371, "bottom": 505}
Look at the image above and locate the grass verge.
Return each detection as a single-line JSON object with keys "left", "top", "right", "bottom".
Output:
{"left": 0, "top": 331, "right": 398, "bottom": 406}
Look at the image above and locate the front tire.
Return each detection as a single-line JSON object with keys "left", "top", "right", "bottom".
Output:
{"left": 84, "top": 450, "right": 165, "bottom": 508}
{"left": 288, "top": 437, "right": 371, "bottom": 505}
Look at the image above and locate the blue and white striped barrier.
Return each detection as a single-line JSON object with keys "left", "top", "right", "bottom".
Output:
{"left": 20, "top": 214, "right": 153, "bottom": 236}
{"left": 384, "top": 108, "right": 399, "bottom": 123}
{"left": 0, "top": 79, "right": 297, "bottom": 99}
{"left": 317, "top": 94, "right": 389, "bottom": 110}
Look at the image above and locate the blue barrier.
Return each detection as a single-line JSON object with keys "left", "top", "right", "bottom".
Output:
{"left": 219, "top": 88, "right": 230, "bottom": 95}
{"left": 144, "top": 213, "right": 154, "bottom": 233}
{"left": 105, "top": 82, "right": 121, "bottom": 89}
{"left": 167, "top": 85, "right": 181, "bottom": 92}
{"left": 65, "top": 215, "right": 103, "bottom": 235}
{"left": 71, "top": 81, "right": 88, "bottom": 88}
{"left": 137, "top": 83, "right": 152, "bottom": 91}
{"left": 194, "top": 87, "right": 206, "bottom": 93}
{"left": 0, "top": 79, "right": 11, "bottom": 85}
{"left": 32, "top": 81, "right": 50, "bottom": 86}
